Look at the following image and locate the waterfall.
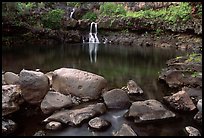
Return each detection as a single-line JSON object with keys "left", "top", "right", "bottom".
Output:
{"left": 89, "top": 22, "right": 100, "bottom": 43}
{"left": 70, "top": 8, "right": 75, "bottom": 18}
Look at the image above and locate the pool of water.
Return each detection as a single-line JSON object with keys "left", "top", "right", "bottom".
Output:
{"left": 3, "top": 42, "right": 200, "bottom": 136}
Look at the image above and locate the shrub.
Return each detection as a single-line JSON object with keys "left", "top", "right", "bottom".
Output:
{"left": 82, "top": 12, "right": 97, "bottom": 21}
{"left": 42, "top": 9, "right": 65, "bottom": 29}
{"left": 16, "top": 2, "right": 34, "bottom": 14}
{"left": 100, "top": 2, "right": 126, "bottom": 17}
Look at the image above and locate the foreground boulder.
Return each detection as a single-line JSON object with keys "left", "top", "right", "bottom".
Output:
{"left": 19, "top": 69, "right": 50, "bottom": 105}
{"left": 184, "top": 126, "right": 201, "bottom": 136}
{"left": 102, "top": 89, "right": 131, "bottom": 109}
{"left": 113, "top": 123, "right": 137, "bottom": 136}
{"left": 52, "top": 68, "right": 107, "bottom": 100}
{"left": 163, "top": 91, "right": 196, "bottom": 112}
{"left": 88, "top": 117, "right": 111, "bottom": 131}
{"left": 4, "top": 72, "right": 20, "bottom": 85}
{"left": 43, "top": 103, "right": 106, "bottom": 126}
{"left": 126, "top": 99, "right": 176, "bottom": 123}
{"left": 2, "top": 85, "right": 24, "bottom": 116}
{"left": 40, "top": 91, "right": 73, "bottom": 114}
{"left": 2, "top": 118, "right": 17, "bottom": 135}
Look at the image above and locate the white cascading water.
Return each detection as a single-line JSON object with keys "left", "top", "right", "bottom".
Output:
{"left": 70, "top": 8, "right": 75, "bottom": 18}
{"left": 89, "top": 22, "right": 99, "bottom": 43}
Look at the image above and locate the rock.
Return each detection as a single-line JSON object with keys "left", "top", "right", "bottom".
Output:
{"left": 88, "top": 117, "right": 111, "bottom": 130}
{"left": 102, "top": 89, "right": 131, "bottom": 109}
{"left": 127, "top": 80, "right": 143, "bottom": 94}
{"left": 126, "top": 99, "right": 176, "bottom": 123}
{"left": 113, "top": 123, "right": 137, "bottom": 136}
{"left": 2, "top": 85, "right": 24, "bottom": 116}
{"left": 19, "top": 69, "right": 50, "bottom": 105}
{"left": 197, "top": 99, "right": 202, "bottom": 113}
{"left": 163, "top": 90, "right": 196, "bottom": 112}
{"left": 4, "top": 72, "right": 20, "bottom": 85}
{"left": 2, "top": 74, "right": 6, "bottom": 85}
{"left": 33, "top": 130, "right": 46, "bottom": 136}
{"left": 194, "top": 111, "right": 202, "bottom": 124}
{"left": 45, "top": 121, "right": 62, "bottom": 130}
{"left": 43, "top": 103, "right": 106, "bottom": 126}
{"left": 182, "top": 87, "right": 202, "bottom": 102}
{"left": 52, "top": 68, "right": 107, "bottom": 100}
{"left": 40, "top": 91, "right": 73, "bottom": 114}
{"left": 184, "top": 126, "right": 201, "bottom": 136}
{"left": 2, "top": 118, "right": 17, "bottom": 135}
{"left": 45, "top": 71, "right": 53, "bottom": 87}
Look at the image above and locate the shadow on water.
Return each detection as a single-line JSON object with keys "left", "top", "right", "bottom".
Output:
{"left": 3, "top": 42, "right": 197, "bottom": 136}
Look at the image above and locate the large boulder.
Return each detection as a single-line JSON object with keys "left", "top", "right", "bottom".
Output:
{"left": 52, "top": 68, "right": 107, "bottom": 100}
{"left": 40, "top": 91, "right": 73, "bottom": 114}
{"left": 113, "top": 123, "right": 137, "bottom": 136}
{"left": 2, "top": 85, "right": 24, "bottom": 116}
{"left": 163, "top": 90, "right": 196, "bottom": 112}
{"left": 43, "top": 103, "right": 106, "bottom": 126}
{"left": 19, "top": 69, "right": 50, "bottom": 105}
{"left": 102, "top": 89, "right": 131, "bottom": 109}
{"left": 126, "top": 99, "right": 176, "bottom": 123}
{"left": 4, "top": 72, "right": 20, "bottom": 85}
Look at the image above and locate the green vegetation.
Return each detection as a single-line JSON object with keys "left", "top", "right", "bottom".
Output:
{"left": 126, "top": 2, "right": 192, "bottom": 24}
{"left": 191, "top": 71, "right": 202, "bottom": 78}
{"left": 99, "top": 2, "right": 126, "bottom": 17}
{"left": 16, "top": 2, "right": 34, "bottom": 14}
{"left": 67, "top": 2, "right": 81, "bottom": 8}
{"left": 82, "top": 12, "right": 98, "bottom": 21}
{"left": 185, "top": 53, "right": 202, "bottom": 63}
{"left": 42, "top": 9, "right": 65, "bottom": 29}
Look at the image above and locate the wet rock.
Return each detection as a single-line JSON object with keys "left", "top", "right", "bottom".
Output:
{"left": 184, "top": 126, "right": 201, "bottom": 136}
{"left": 45, "top": 71, "right": 53, "bottom": 87}
{"left": 102, "top": 89, "right": 131, "bottom": 109}
{"left": 88, "top": 117, "right": 111, "bottom": 130}
{"left": 194, "top": 111, "right": 202, "bottom": 125}
{"left": 52, "top": 68, "right": 107, "bottom": 100}
{"left": 33, "top": 130, "right": 46, "bottom": 136}
{"left": 45, "top": 121, "right": 62, "bottom": 130}
{"left": 40, "top": 91, "right": 73, "bottom": 114}
{"left": 127, "top": 80, "right": 143, "bottom": 94}
{"left": 126, "top": 99, "right": 176, "bottom": 123}
{"left": 2, "top": 118, "right": 17, "bottom": 135}
{"left": 2, "top": 85, "right": 24, "bottom": 116}
{"left": 4, "top": 72, "right": 20, "bottom": 85}
{"left": 43, "top": 103, "right": 106, "bottom": 126}
{"left": 182, "top": 87, "right": 202, "bottom": 102}
{"left": 19, "top": 69, "right": 50, "bottom": 105}
{"left": 197, "top": 99, "right": 202, "bottom": 113}
{"left": 163, "top": 90, "right": 196, "bottom": 112}
{"left": 2, "top": 74, "right": 6, "bottom": 85}
{"left": 113, "top": 123, "right": 137, "bottom": 136}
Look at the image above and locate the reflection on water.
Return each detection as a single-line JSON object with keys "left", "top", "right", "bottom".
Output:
{"left": 89, "top": 43, "right": 98, "bottom": 63}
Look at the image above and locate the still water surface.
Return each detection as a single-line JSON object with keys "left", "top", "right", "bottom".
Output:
{"left": 3, "top": 42, "right": 197, "bottom": 136}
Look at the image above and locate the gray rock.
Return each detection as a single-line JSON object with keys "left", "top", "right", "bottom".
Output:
{"left": 194, "top": 111, "right": 202, "bottom": 125}
{"left": 33, "top": 130, "right": 46, "bottom": 136}
{"left": 163, "top": 90, "right": 196, "bottom": 112}
{"left": 102, "top": 89, "right": 131, "bottom": 109}
{"left": 4, "top": 72, "right": 20, "bottom": 85}
{"left": 19, "top": 69, "right": 50, "bottom": 105}
{"left": 2, "top": 85, "right": 24, "bottom": 116}
{"left": 43, "top": 103, "right": 106, "bottom": 126}
{"left": 2, "top": 118, "right": 17, "bottom": 135}
{"left": 45, "top": 121, "right": 62, "bottom": 130}
{"left": 127, "top": 99, "right": 176, "bottom": 123}
{"left": 197, "top": 99, "right": 202, "bottom": 113}
{"left": 182, "top": 87, "right": 202, "bottom": 102}
{"left": 52, "top": 68, "right": 107, "bottom": 100}
{"left": 127, "top": 80, "right": 143, "bottom": 94}
{"left": 113, "top": 123, "right": 137, "bottom": 136}
{"left": 2, "top": 74, "right": 6, "bottom": 85}
{"left": 45, "top": 71, "right": 53, "bottom": 87}
{"left": 88, "top": 117, "right": 111, "bottom": 130}
{"left": 184, "top": 126, "right": 201, "bottom": 136}
{"left": 40, "top": 91, "right": 73, "bottom": 114}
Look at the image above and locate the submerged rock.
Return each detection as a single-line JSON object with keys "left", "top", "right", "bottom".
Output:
{"left": 102, "top": 89, "right": 131, "bottom": 109}
{"left": 43, "top": 103, "right": 106, "bottom": 126}
{"left": 88, "top": 117, "right": 111, "bottom": 130}
{"left": 163, "top": 90, "right": 196, "bottom": 112}
{"left": 52, "top": 68, "right": 107, "bottom": 100}
{"left": 184, "top": 126, "right": 201, "bottom": 136}
{"left": 2, "top": 118, "right": 17, "bottom": 135}
{"left": 40, "top": 91, "right": 73, "bottom": 114}
{"left": 126, "top": 99, "right": 176, "bottom": 123}
{"left": 19, "top": 69, "right": 50, "bottom": 105}
{"left": 113, "top": 123, "right": 137, "bottom": 136}
{"left": 45, "top": 121, "right": 62, "bottom": 130}
{"left": 4, "top": 72, "right": 20, "bottom": 85}
{"left": 2, "top": 85, "right": 24, "bottom": 116}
